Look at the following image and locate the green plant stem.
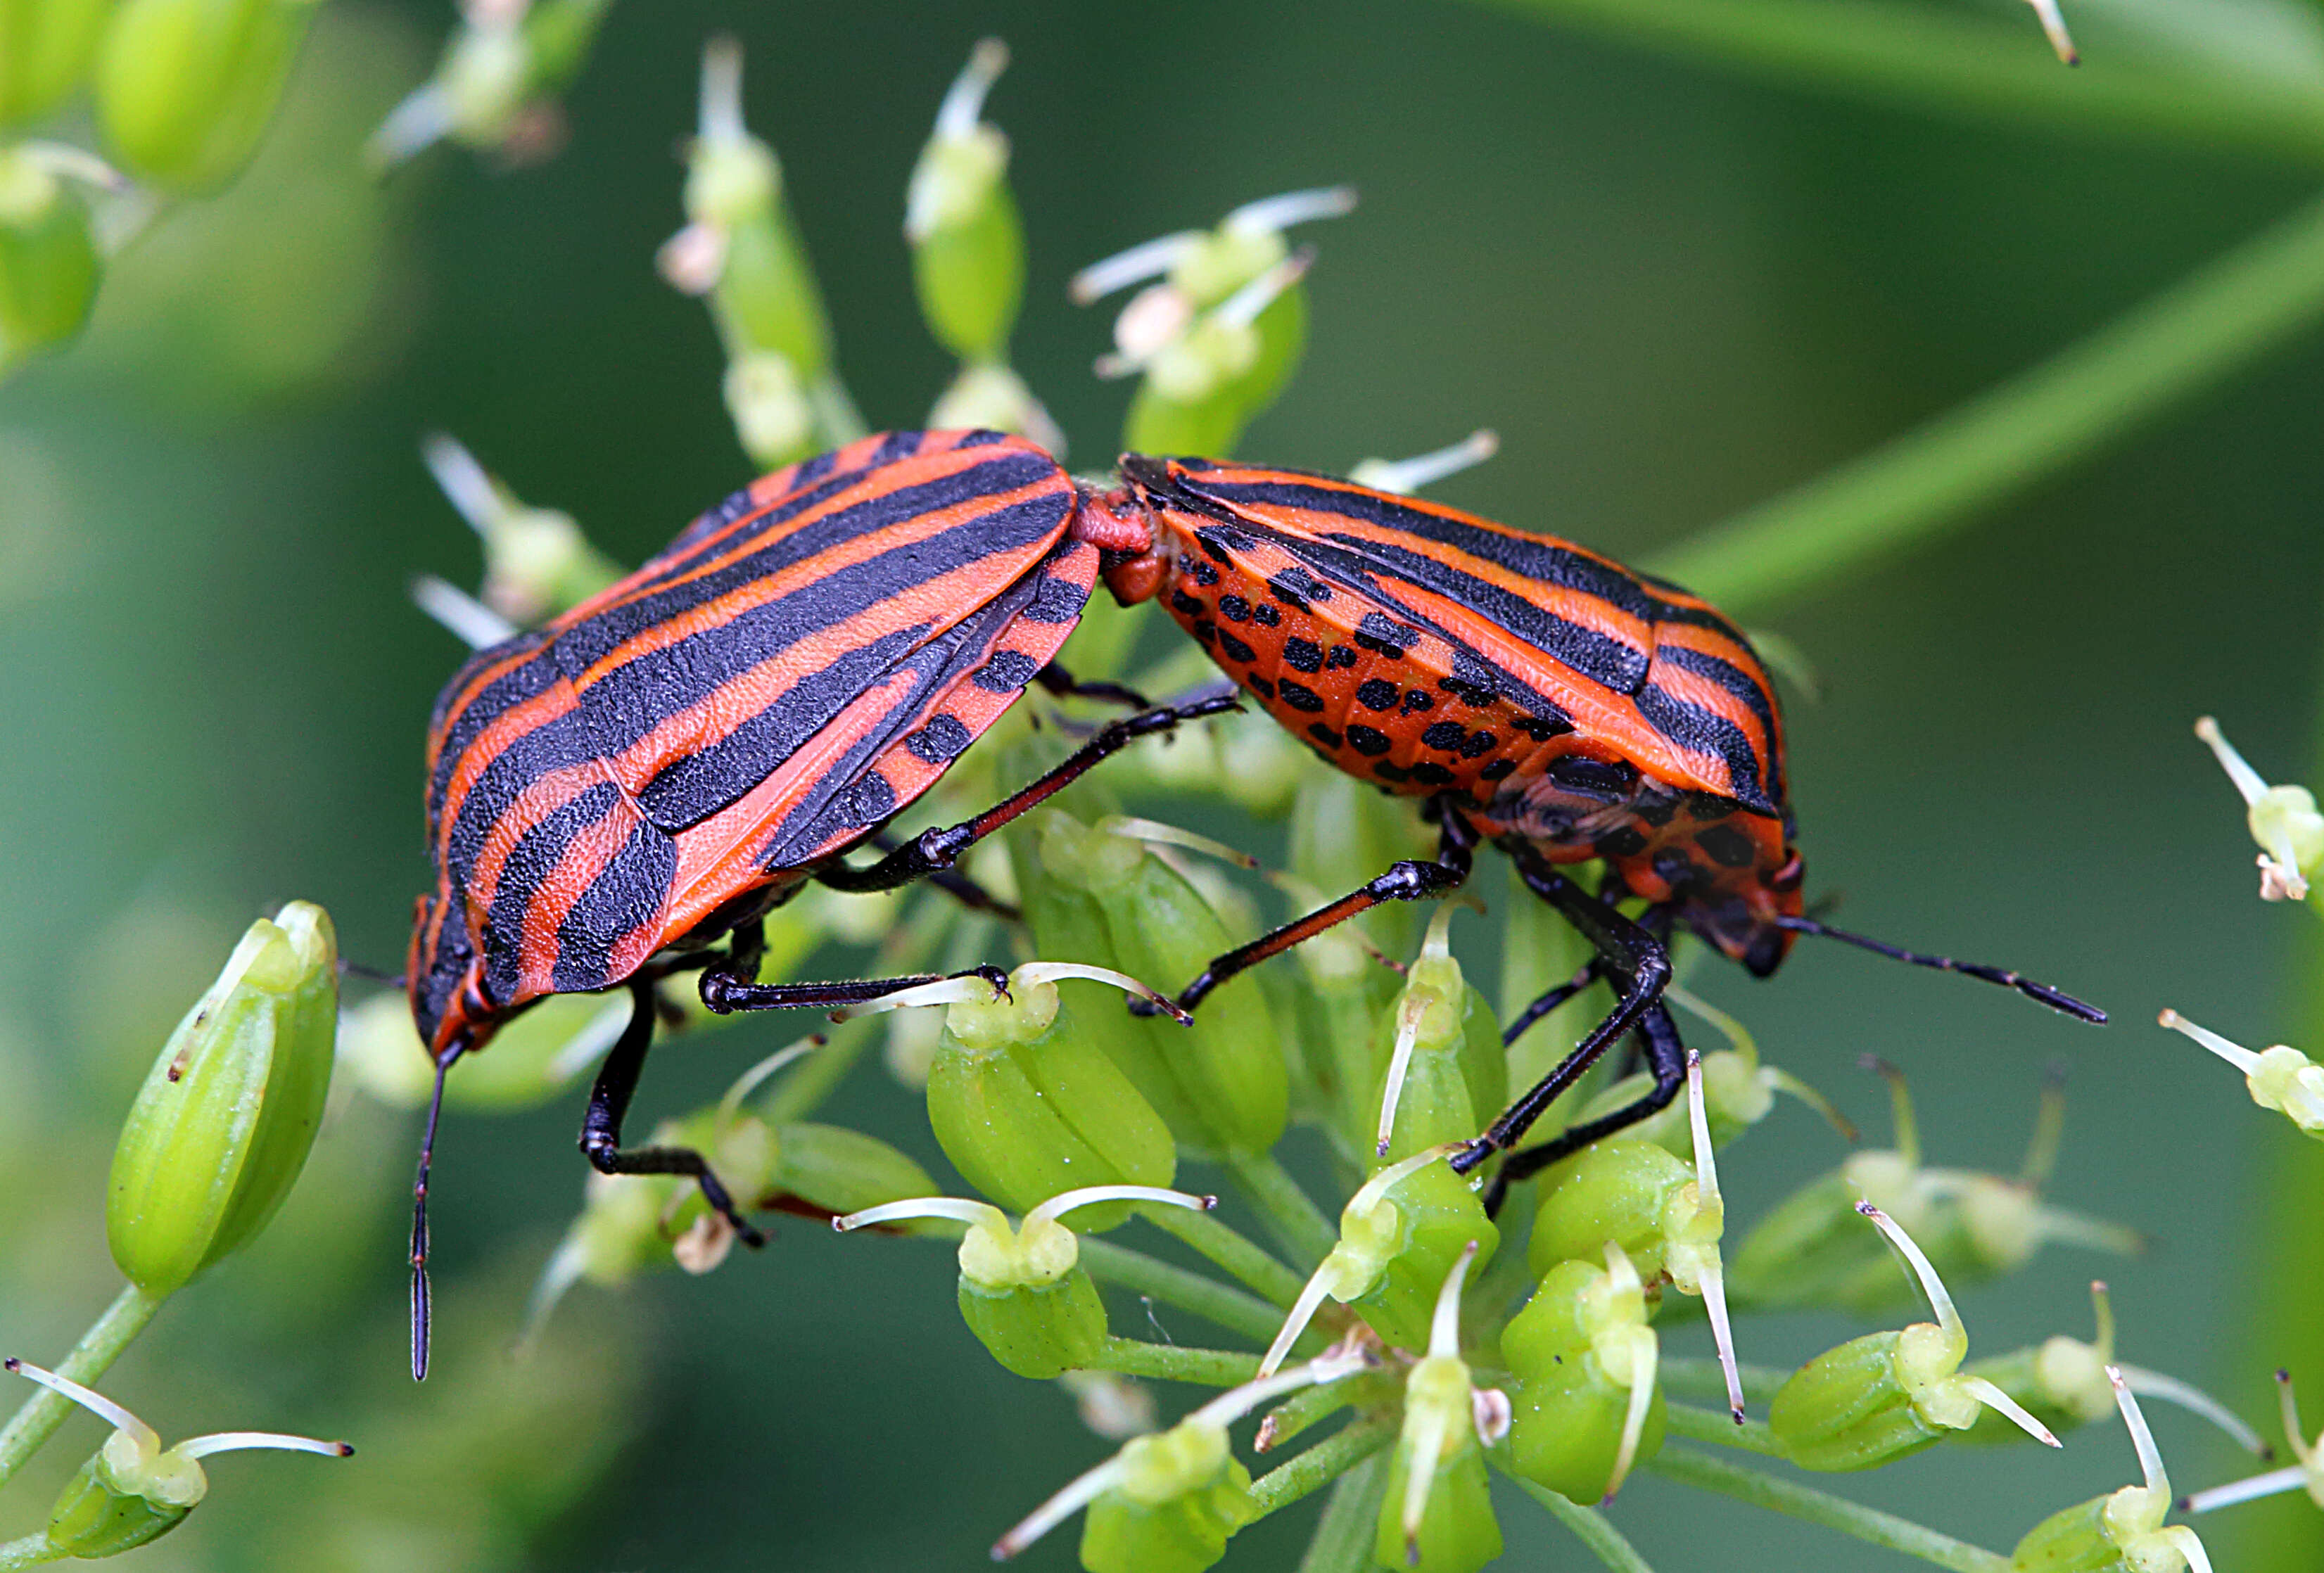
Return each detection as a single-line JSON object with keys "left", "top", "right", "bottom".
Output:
{"left": 1140, "top": 1203, "right": 1309, "bottom": 1307}
{"left": 1090, "top": 1336, "right": 1257, "bottom": 1386}
{"left": 0, "top": 1282, "right": 163, "bottom": 1491}
{"left": 1477, "top": 0, "right": 2324, "bottom": 165}
{"left": 1649, "top": 186, "right": 2324, "bottom": 618}
{"left": 808, "top": 370, "right": 868, "bottom": 446}
{"left": 1663, "top": 1401, "right": 1788, "bottom": 1456}
{"left": 1297, "top": 1451, "right": 1390, "bottom": 1573}
{"left": 1223, "top": 1151, "right": 1338, "bottom": 1267}
{"left": 1646, "top": 1448, "right": 2011, "bottom": 1573}
{"left": 1077, "top": 1236, "right": 1288, "bottom": 1348}
{"left": 1661, "top": 1356, "right": 1789, "bottom": 1409}
{"left": 1259, "top": 1370, "right": 1382, "bottom": 1454}
{"left": 0, "top": 1535, "right": 56, "bottom": 1570}
{"left": 1249, "top": 1419, "right": 1395, "bottom": 1515}
{"left": 1499, "top": 1471, "right": 1657, "bottom": 1573}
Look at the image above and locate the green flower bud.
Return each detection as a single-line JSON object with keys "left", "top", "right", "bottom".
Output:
{"left": 1727, "top": 1061, "right": 2134, "bottom": 1314}
{"left": 1261, "top": 1147, "right": 1498, "bottom": 1370}
{"left": 0, "top": 143, "right": 101, "bottom": 370}
{"left": 2181, "top": 1369, "right": 2324, "bottom": 1520}
{"left": 1503, "top": 1245, "right": 1667, "bottom": 1503}
{"left": 1964, "top": 1282, "right": 2268, "bottom": 1453}
{"left": 2194, "top": 716, "right": 2324, "bottom": 903}
{"left": 839, "top": 1185, "right": 1211, "bottom": 1380}
{"left": 367, "top": 0, "right": 609, "bottom": 166}
{"left": 993, "top": 1354, "right": 1365, "bottom": 1570}
{"left": 6, "top": 1358, "right": 348, "bottom": 1559}
{"left": 656, "top": 39, "right": 834, "bottom": 391}
{"left": 1073, "top": 186, "right": 1352, "bottom": 457}
{"left": 94, "top": 0, "right": 315, "bottom": 192}
{"left": 419, "top": 433, "right": 621, "bottom": 625}
{"left": 107, "top": 902, "right": 336, "bottom": 1297}
{"left": 1770, "top": 1204, "right": 2059, "bottom": 1471}
{"left": 1366, "top": 905, "right": 1505, "bottom": 1163}
{"left": 764, "top": 1122, "right": 936, "bottom": 1221}
{"left": 1022, "top": 810, "right": 1286, "bottom": 1156}
{"left": 723, "top": 348, "right": 817, "bottom": 469}
{"left": 2159, "top": 1009, "right": 2324, "bottom": 1141}
{"left": 907, "top": 39, "right": 1022, "bottom": 364}
{"left": 1377, "top": 1242, "right": 1506, "bottom": 1572}
{"left": 903, "top": 962, "right": 1177, "bottom": 1221}
{"left": 2011, "top": 1370, "right": 2211, "bottom": 1573}
{"left": 0, "top": 0, "right": 114, "bottom": 129}
{"left": 1528, "top": 1052, "right": 1748, "bottom": 1417}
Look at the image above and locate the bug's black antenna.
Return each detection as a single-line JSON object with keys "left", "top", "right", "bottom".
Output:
{"left": 410, "top": 1044, "right": 463, "bottom": 1382}
{"left": 1777, "top": 915, "right": 2106, "bottom": 1024}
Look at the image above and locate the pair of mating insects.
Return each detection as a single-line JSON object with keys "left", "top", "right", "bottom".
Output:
{"left": 404, "top": 428, "right": 2102, "bottom": 1374}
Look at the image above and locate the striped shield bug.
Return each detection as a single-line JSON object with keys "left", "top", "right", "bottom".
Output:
{"left": 1085, "top": 454, "right": 2104, "bottom": 1199}
{"left": 404, "top": 428, "right": 1207, "bottom": 1376}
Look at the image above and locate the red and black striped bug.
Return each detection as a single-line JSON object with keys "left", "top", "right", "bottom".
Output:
{"left": 1082, "top": 454, "right": 2104, "bottom": 1197}
{"left": 403, "top": 428, "right": 1205, "bottom": 1376}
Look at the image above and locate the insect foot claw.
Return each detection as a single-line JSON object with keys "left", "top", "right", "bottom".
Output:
{"left": 1446, "top": 1137, "right": 1498, "bottom": 1176}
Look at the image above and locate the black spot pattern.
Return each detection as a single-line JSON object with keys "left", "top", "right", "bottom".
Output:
{"left": 1421, "top": 721, "right": 1466, "bottom": 752}
{"left": 1356, "top": 679, "right": 1399, "bottom": 711}
{"left": 1278, "top": 680, "right": 1325, "bottom": 713}
{"left": 1346, "top": 725, "right": 1392, "bottom": 756}
{"left": 1283, "top": 638, "right": 1323, "bottom": 674}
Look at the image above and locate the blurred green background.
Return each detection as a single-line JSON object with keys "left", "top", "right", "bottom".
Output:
{"left": 4, "top": 0, "right": 2323, "bottom": 1567}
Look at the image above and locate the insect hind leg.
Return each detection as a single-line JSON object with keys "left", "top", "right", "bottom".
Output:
{"left": 580, "top": 979, "right": 767, "bottom": 1249}
{"left": 1480, "top": 1000, "right": 1687, "bottom": 1216}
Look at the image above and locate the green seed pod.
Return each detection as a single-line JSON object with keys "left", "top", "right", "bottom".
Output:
{"left": 765, "top": 1123, "right": 936, "bottom": 1221}
{"left": 107, "top": 901, "right": 336, "bottom": 1297}
{"left": 996, "top": 1355, "right": 1362, "bottom": 1569}
{"left": 923, "top": 964, "right": 1176, "bottom": 1222}
{"left": 367, "top": 0, "right": 608, "bottom": 166}
{"left": 1079, "top": 1427, "right": 1259, "bottom": 1573}
{"left": 722, "top": 348, "right": 816, "bottom": 469}
{"left": 1375, "top": 1242, "right": 1505, "bottom": 1573}
{"left": 1260, "top": 1149, "right": 1497, "bottom": 1369}
{"left": 94, "top": 0, "right": 315, "bottom": 192}
{"left": 0, "top": 0, "right": 115, "bottom": 129}
{"left": 0, "top": 146, "right": 99, "bottom": 370}
{"left": 2159, "top": 1008, "right": 2324, "bottom": 1141}
{"left": 1770, "top": 1204, "right": 2060, "bottom": 1471}
{"left": 1528, "top": 1140, "right": 1692, "bottom": 1280}
{"left": 907, "top": 39, "right": 1022, "bottom": 365}
{"left": 846, "top": 1185, "right": 1207, "bottom": 1380}
{"left": 1074, "top": 186, "right": 1351, "bottom": 458}
{"left": 417, "top": 433, "right": 621, "bottom": 625}
{"left": 2009, "top": 1369, "right": 2211, "bottom": 1572}
{"left": 1503, "top": 1249, "right": 1667, "bottom": 1502}
{"left": 7, "top": 1358, "right": 348, "bottom": 1560}
{"left": 1022, "top": 810, "right": 1286, "bottom": 1157}
{"left": 1364, "top": 906, "right": 1505, "bottom": 1162}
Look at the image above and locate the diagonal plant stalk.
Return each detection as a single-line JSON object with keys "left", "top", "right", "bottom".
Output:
{"left": 1478, "top": 0, "right": 2324, "bottom": 165}
{"left": 1499, "top": 1470, "right": 1658, "bottom": 1573}
{"left": 1248, "top": 1418, "right": 1395, "bottom": 1515}
{"left": 1089, "top": 1337, "right": 1257, "bottom": 1386}
{"left": 1650, "top": 184, "right": 2324, "bottom": 616}
{"left": 1295, "top": 1449, "right": 1390, "bottom": 1573}
{"left": 1074, "top": 1235, "right": 1290, "bottom": 1349}
{"left": 1648, "top": 1447, "right": 2012, "bottom": 1573}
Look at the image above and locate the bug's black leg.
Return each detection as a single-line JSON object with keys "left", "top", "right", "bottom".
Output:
{"left": 1480, "top": 1000, "right": 1688, "bottom": 1216}
{"left": 1160, "top": 807, "right": 1481, "bottom": 1014}
{"left": 580, "top": 979, "right": 767, "bottom": 1249}
{"left": 1501, "top": 955, "right": 1608, "bottom": 1050}
{"left": 859, "top": 834, "right": 1022, "bottom": 922}
{"left": 1449, "top": 850, "right": 1672, "bottom": 1178}
{"left": 697, "top": 964, "right": 1013, "bottom": 1014}
{"left": 815, "top": 687, "right": 1243, "bottom": 896}
{"left": 1034, "top": 660, "right": 1150, "bottom": 711}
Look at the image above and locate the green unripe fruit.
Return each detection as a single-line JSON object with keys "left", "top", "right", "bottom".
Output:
{"left": 108, "top": 902, "right": 336, "bottom": 1297}
{"left": 1376, "top": 1433, "right": 1499, "bottom": 1573}
{"left": 94, "top": 0, "right": 315, "bottom": 192}
{"left": 0, "top": 149, "right": 98, "bottom": 369}
{"left": 1079, "top": 1425, "right": 1260, "bottom": 1573}
{"left": 925, "top": 972, "right": 1176, "bottom": 1223}
{"left": 958, "top": 1269, "right": 1107, "bottom": 1380}
{"left": 0, "top": 0, "right": 115, "bottom": 127}
{"left": 1528, "top": 1139, "right": 1692, "bottom": 1280}
{"left": 45, "top": 1434, "right": 201, "bottom": 1558}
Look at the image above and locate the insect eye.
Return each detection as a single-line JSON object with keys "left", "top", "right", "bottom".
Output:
{"left": 1768, "top": 851, "right": 1805, "bottom": 893}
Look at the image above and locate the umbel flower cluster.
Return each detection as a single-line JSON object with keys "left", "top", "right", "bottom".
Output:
{"left": 2, "top": 6, "right": 2322, "bottom": 1572}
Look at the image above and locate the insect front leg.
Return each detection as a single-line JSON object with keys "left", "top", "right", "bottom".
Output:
{"left": 1480, "top": 1000, "right": 1688, "bottom": 1216}
{"left": 813, "top": 687, "right": 1243, "bottom": 897}
{"left": 579, "top": 979, "right": 768, "bottom": 1247}
{"left": 1448, "top": 849, "right": 1674, "bottom": 1179}
{"left": 1162, "top": 806, "right": 1481, "bottom": 1013}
